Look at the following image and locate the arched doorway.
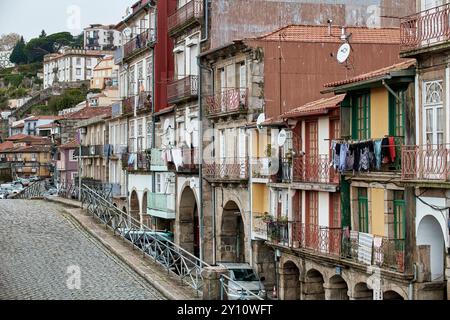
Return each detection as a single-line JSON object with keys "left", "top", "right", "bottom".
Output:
{"left": 280, "top": 261, "right": 300, "bottom": 300}
{"left": 220, "top": 201, "right": 245, "bottom": 263}
{"left": 141, "top": 191, "right": 151, "bottom": 228}
{"left": 178, "top": 187, "right": 200, "bottom": 257}
{"left": 417, "top": 215, "right": 445, "bottom": 281}
{"left": 130, "top": 190, "right": 140, "bottom": 224}
{"left": 303, "top": 269, "right": 325, "bottom": 300}
{"left": 383, "top": 290, "right": 404, "bottom": 300}
{"left": 353, "top": 282, "right": 373, "bottom": 300}
{"left": 326, "top": 275, "right": 349, "bottom": 300}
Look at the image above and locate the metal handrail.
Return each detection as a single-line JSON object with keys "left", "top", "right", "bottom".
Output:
{"left": 219, "top": 274, "right": 264, "bottom": 300}
{"left": 81, "top": 184, "right": 210, "bottom": 293}
{"left": 10, "top": 180, "right": 46, "bottom": 199}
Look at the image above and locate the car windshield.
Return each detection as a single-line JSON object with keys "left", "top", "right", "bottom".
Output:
{"left": 231, "top": 269, "right": 259, "bottom": 282}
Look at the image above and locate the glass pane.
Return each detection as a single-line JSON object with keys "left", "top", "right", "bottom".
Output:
{"left": 426, "top": 108, "right": 433, "bottom": 132}
{"left": 436, "top": 107, "right": 444, "bottom": 131}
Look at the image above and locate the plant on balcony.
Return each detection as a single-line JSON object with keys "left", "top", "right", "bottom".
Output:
{"left": 258, "top": 212, "right": 273, "bottom": 223}
{"left": 285, "top": 149, "right": 294, "bottom": 164}
{"left": 277, "top": 215, "right": 289, "bottom": 224}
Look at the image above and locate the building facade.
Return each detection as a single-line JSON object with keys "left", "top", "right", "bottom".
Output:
{"left": 84, "top": 24, "right": 121, "bottom": 51}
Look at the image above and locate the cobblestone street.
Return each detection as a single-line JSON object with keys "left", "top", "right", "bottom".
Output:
{"left": 0, "top": 200, "right": 166, "bottom": 300}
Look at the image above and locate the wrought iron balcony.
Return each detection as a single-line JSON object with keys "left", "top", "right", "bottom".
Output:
{"left": 150, "top": 148, "right": 168, "bottom": 171}
{"left": 252, "top": 213, "right": 269, "bottom": 240}
{"left": 168, "top": 0, "right": 204, "bottom": 36}
{"left": 293, "top": 154, "right": 338, "bottom": 184}
{"left": 203, "top": 157, "right": 249, "bottom": 181}
{"left": 123, "top": 29, "right": 156, "bottom": 60}
{"left": 205, "top": 88, "right": 248, "bottom": 118}
{"left": 122, "top": 96, "right": 135, "bottom": 115}
{"left": 147, "top": 192, "right": 176, "bottom": 220}
{"left": 167, "top": 75, "right": 198, "bottom": 104}
{"left": 251, "top": 157, "right": 292, "bottom": 182}
{"left": 266, "top": 221, "right": 405, "bottom": 273}
{"left": 122, "top": 151, "right": 151, "bottom": 172}
{"left": 402, "top": 144, "right": 450, "bottom": 182}
{"left": 400, "top": 3, "right": 450, "bottom": 53}
{"left": 78, "top": 145, "right": 104, "bottom": 157}
{"left": 122, "top": 92, "right": 152, "bottom": 115}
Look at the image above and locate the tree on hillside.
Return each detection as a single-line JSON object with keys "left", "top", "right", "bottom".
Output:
{"left": 9, "top": 36, "right": 27, "bottom": 65}
{"left": 39, "top": 30, "right": 47, "bottom": 38}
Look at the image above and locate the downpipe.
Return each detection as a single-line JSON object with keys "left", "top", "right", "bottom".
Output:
{"left": 408, "top": 263, "right": 418, "bottom": 300}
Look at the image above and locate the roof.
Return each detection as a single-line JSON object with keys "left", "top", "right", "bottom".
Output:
{"left": 25, "top": 115, "right": 63, "bottom": 121}
{"left": 37, "top": 123, "right": 54, "bottom": 129}
{"left": 282, "top": 94, "right": 346, "bottom": 118}
{"left": 2, "top": 145, "right": 51, "bottom": 153}
{"left": 11, "top": 123, "right": 24, "bottom": 129}
{"left": 6, "top": 134, "right": 51, "bottom": 144}
{"left": 59, "top": 139, "right": 79, "bottom": 150}
{"left": 63, "top": 107, "right": 112, "bottom": 120}
{"left": 324, "top": 59, "right": 416, "bottom": 88}
{"left": 254, "top": 25, "right": 400, "bottom": 44}
{"left": 0, "top": 141, "right": 13, "bottom": 152}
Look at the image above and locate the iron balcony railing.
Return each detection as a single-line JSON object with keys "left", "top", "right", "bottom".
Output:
{"left": 168, "top": 0, "right": 204, "bottom": 34}
{"left": 148, "top": 192, "right": 176, "bottom": 214}
{"left": 252, "top": 213, "right": 269, "bottom": 240}
{"left": 167, "top": 75, "right": 198, "bottom": 104}
{"left": 122, "top": 92, "right": 152, "bottom": 115}
{"left": 402, "top": 144, "right": 450, "bottom": 181}
{"left": 123, "top": 96, "right": 135, "bottom": 115}
{"left": 180, "top": 147, "right": 199, "bottom": 170}
{"left": 267, "top": 221, "right": 405, "bottom": 273}
{"left": 293, "top": 154, "right": 338, "bottom": 184}
{"left": 122, "top": 151, "right": 151, "bottom": 172}
{"left": 251, "top": 157, "right": 292, "bottom": 182}
{"left": 400, "top": 3, "right": 450, "bottom": 52}
{"left": 123, "top": 29, "right": 156, "bottom": 60}
{"left": 205, "top": 88, "right": 248, "bottom": 117}
{"left": 10, "top": 180, "right": 46, "bottom": 199}
{"left": 81, "top": 184, "right": 210, "bottom": 294}
{"left": 78, "top": 145, "right": 104, "bottom": 157}
{"left": 150, "top": 148, "right": 167, "bottom": 168}
{"left": 203, "top": 157, "right": 249, "bottom": 181}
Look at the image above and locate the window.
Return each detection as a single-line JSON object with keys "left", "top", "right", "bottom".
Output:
{"left": 423, "top": 80, "right": 444, "bottom": 145}
{"left": 86, "top": 70, "right": 92, "bottom": 77}
{"left": 129, "top": 121, "right": 135, "bottom": 152}
{"left": 330, "top": 192, "right": 341, "bottom": 228}
{"left": 146, "top": 57, "right": 153, "bottom": 94}
{"left": 129, "top": 66, "right": 136, "bottom": 96}
{"left": 393, "top": 191, "right": 406, "bottom": 239}
{"left": 137, "top": 61, "right": 144, "bottom": 90}
{"left": 76, "top": 57, "right": 81, "bottom": 65}
{"left": 69, "top": 149, "right": 77, "bottom": 162}
{"left": 357, "top": 188, "right": 369, "bottom": 233}
{"left": 352, "top": 94, "right": 370, "bottom": 140}
{"left": 306, "top": 191, "right": 318, "bottom": 226}
{"left": 389, "top": 90, "right": 406, "bottom": 139}
{"left": 137, "top": 120, "right": 144, "bottom": 151}
{"left": 86, "top": 58, "right": 91, "bottom": 67}
{"left": 146, "top": 120, "right": 152, "bottom": 149}
{"left": 76, "top": 68, "right": 81, "bottom": 76}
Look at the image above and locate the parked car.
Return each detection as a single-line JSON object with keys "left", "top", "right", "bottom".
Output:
{"left": 218, "top": 263, "right": 267, "bottom": 300}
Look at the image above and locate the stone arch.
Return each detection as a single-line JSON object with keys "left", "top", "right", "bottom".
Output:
{"left": 280, "top": 260, "right": 301, "bottom": 300}
{"left": 383, "top": 290, "right": 404, "bottom": 300}
{"left": 178, "top": 186, "right": 200, "bottom": 257}
{"left": 353, "top": 282, "right": 373, "bottom": 300}
{"left": 129, "top": 189, "right": 140, "bottom": 224}
{"left": 303, "top": 269, "right": 325, "bottom": 300}
{"left": 219, "top": 200, "right": 245, "bottom": 263}
{"left": 325, "top": 275, "right": 349, "bottom": 300}
{"left": 417, "top": 215, "right": 445, "bottom": 281}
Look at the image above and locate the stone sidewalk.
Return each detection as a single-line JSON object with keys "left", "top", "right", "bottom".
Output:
{"left": 44, "top": 196, "right": 200, "bottom": 300}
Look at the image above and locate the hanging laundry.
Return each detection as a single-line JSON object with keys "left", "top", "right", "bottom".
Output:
{"left": 388, "top": 136, "right": 396, "bottom": 163}
{"left": 381, "top": 138, "right": 390, "bottom": 163}
{"left": 172, "top": 148, "right": 183, "bottom": 170}
{"left": 332, "top": 142, "right": 341, "bottom": 169}
{"left": 339, "top": 143, "right": 348, "bottom": 173}
{"left": 374, "top": 139, "right": 382, "bottom": 170}
{"left": 359, "top": 146, "right": 370, "bottom": 171}
{"left": 353, "top": 143, "right": 361, "bottom": 171}
{"left": 346, "top": 145, "right": 354, "bottom": 171}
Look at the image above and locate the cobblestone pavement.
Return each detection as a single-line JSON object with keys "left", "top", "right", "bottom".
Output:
{"left": 0, "top": 200, "right": 167, "bottom": 300}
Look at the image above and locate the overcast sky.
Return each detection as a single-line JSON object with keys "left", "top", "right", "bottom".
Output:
{"left": 0, "top": 0, "right": 134, "bottom": 40}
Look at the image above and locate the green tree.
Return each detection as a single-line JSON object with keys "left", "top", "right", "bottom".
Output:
{"left": 9, "top": 36, "right": 27, "bottom": 65}
{"left": 39, "top": 30, "right": 47, "bottom": 38}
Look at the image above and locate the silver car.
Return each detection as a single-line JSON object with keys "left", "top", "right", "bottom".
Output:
{"left": 218, "top": 263, "right": 267, "bottom": 300}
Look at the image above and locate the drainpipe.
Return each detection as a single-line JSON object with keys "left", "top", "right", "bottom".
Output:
{"left": 151, "top": 5, "right": 157, "bottom": 226}
{"left": 408, "top": 263, "right": 418, "bottom": 300}
{"left": 248, "top": 130, "right": 253, "bottom": 266}
{"left": 200, "top": 0, "right": 209, "bottom": 43}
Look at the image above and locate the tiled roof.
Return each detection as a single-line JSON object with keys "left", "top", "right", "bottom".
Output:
{"left": 63, "top": 107, "right": 112, "bottom": 120}
{"left": 6, "top": 134, "right": 51, "bottom": 143}
{"left": 59, "top": 139, "right": 79, "bottom": 150}
{"left": 11, "top": 123, "right": 24, "bottom": 128}
{"left": 5, "top": 145, "right": 51, "bottom": 153}
{"left": 37, "top": 123, "right": 54, "bottom": 129}
{"left": 282, "top": 94, "right": 346, "bottom": 118}
{"left": 26, "top": 116, "right": 63, "bottom": 121}
{"left": 0, "top": 141, "right": 13, "bottom": 152}
{"left": 255, "top": 25, "right": 400, "bottom": 44}
{"left": 324, "top": 59, "right": 416, "bottom": 88}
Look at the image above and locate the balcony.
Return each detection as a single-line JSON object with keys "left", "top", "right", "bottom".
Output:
{"left": 402, "top": 144, "right": 450, "bottom": 183}
{"left": 122, "top": 96, "right": 135, "bottom": 115}
{"left": 56, "top": 160, "right": 65, "bottom": 171}
{"left": 167, "top": 75, "right": 198, "bottom": 104}
{"left": 252, "top": 213, "right": 269, "bottom": 240}
{"left": 111, "top": 102, "right": 123, "bottom": 118}
{"left": 400, "top": 3, "right": 450, "bottom": 55}
{"left": 251, "top": 157, "right": 291, "bottom": 182}
{"left": 267, "top": 221, "right": 405, "bottom": 273}
{"left": 168, "top": 0, "right": 204, "bottom": 36}
{"left": 150, "top": 148, "right": 168, "bottom": 171}
{"left": 147, "top": 192, "right": 176, "bottom": 220}
{"left": 203, "top": 157, "right": 249, "bottom": 182}
{"left": 122, "top": 92, "right": 152, "bottom": 116}
{"left": 123, "top": 151, "right": 151, "bottom": 172}
{"left": 79, "top": 145, "right": 103, "bottom": 157}
{"left": 205, "top": 88, "right": 248, "bottom": 118}
{"left": 293, "top": 154, "right": 338, "bottom": 185}
{"left": 123, "top": 29, "right": 156, "bottom": 60}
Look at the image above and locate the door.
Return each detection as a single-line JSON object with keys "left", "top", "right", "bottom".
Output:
{"left": 329, "top": 192, "right": 341, "bottom": 255}
{"left": 422, "top": 80, "right": 446, "bottom": 179}
{"left": 239, "top": 62, "right": 246, "bottom": 106}
{"left": 305, "top": 121, "right": 318, "bottom": 182}
{"left": 220, "top": 69, "right": 226, "bottom": 112}
{"left": 238, "top": 128, "right": 247, "bottom": 178}
{"left": 219, "top": 129, "right": 225, "bottom": 177}
{"left": 305, "top": 191, "right": 319, "bottom": 249}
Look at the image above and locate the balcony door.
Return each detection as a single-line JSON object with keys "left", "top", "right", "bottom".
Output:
{"left": 305, "top": 121, "right": 318, "bottom": 182}
{"left": 305, "top": 191, "right": 319, "bottom": 249}
{"left": 422, "top": 80, "right": 446, "bottom": 179}
{"left": 238, "top": 128, "right": 247, "bottom": 178}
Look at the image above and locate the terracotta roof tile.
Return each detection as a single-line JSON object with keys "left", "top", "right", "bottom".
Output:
{"left": 256, "top": 25, "right": 401, "bottom": 44}
{"left": 282, "top": 94, "right": 346, "bottom": 118}
{"left": 63, "top": 107, "right": 112, "bottom": 120}
{"left": 59, "top": 139, "right": 79, "bottom": 150}
{"left": 324, "top": 59, "right": 416, "bottom": 88}
{"left": 0, "top": 141, "right": 13, "bottom": 152}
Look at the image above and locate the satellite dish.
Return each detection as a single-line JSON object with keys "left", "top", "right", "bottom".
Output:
{"left": 277, "top": 130, "right": 287, "bottom": 147}
{"left": 337, "top": 43, "right": 351, "bottom": 64}
{"left": 256, "top": 114, "right": 265, "bottom": 130}
{"left": 163, "top": 119, "right": 170, "bottom": 132}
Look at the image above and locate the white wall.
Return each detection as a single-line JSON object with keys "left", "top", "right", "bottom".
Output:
{"left": 318, "top": 191, "right": 329, "bottom": 227}
{"left": 318, "top": 116, "right": 329, "bottom": 155}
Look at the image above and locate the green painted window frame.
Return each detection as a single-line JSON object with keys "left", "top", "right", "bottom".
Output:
{"left": 389, "top": 90, "right": 406, "bottom": 139}
{"left": 352, "top": 93, "right": 371, "bottom": 140}
{"left": 357, "top": 188, "right": 369, "bottom": 233}
{"left": 393, "top": 191, "right": 406, "bottom": 240}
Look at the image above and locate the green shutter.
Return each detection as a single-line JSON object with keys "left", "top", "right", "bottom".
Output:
{"left": 357, "top": 188, "right": 369, "bottom": 233}
{"left": 340, "top": 176, "right": 351, "bottom": 229}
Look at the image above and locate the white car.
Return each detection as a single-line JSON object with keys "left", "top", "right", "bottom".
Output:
{"left": 218, "top": 263, "right": 267, "bottom": 300}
